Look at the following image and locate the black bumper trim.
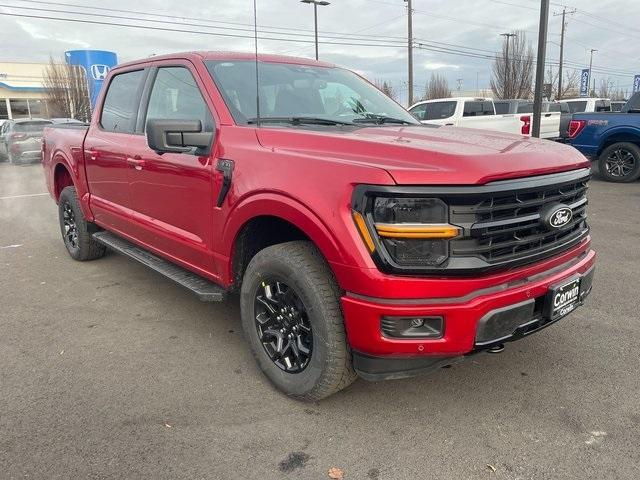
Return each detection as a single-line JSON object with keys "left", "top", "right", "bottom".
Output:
{"left": 353, "top": 352, "right": 462, "bottom": 382}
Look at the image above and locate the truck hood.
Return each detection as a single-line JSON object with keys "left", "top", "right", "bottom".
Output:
{"left": 256, "top": 125, "right": 589, "bottom": 185}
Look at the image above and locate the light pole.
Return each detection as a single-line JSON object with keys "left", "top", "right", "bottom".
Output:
{"left": 588, "top": 48, "right": 597, "bottom": 97}
{"left": 301, "top": 0, "right": 330, "bottom": 60}
{"left": 500, "top": 33, "right": 517, "bottom": 98}
{"left": 532, "top": 0, "right": 549, "bottom": 138}
{"left": 404, "top": 0, "right": 414, "bottom": 106}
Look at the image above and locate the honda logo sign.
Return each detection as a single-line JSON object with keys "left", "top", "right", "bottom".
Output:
{"left": 90, "top": 64, "right": 110, "bottom": 80}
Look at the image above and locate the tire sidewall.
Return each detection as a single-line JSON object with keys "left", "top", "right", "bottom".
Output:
{"left": 240, "top": 249, "right": 333, "bottom": 397}
{"left": 598, "top": 142, "right": 640, "bottom": 183}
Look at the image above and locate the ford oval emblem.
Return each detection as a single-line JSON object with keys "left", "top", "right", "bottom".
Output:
{"left": 545, "top": 206, "right": 573, "bottom": 229}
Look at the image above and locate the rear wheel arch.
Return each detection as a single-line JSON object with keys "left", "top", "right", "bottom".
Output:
{"left": 597, "top": 131, "right": 640, "bottom": 156}
{"left": 53, "top": 161, "right": 74, "bottom": 201}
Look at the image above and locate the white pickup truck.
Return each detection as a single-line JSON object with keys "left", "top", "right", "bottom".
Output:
{"left": 408, "top": 97, "right": 531, "bottom": 136}
{"left": 564, "top": 97, "right": 611, "bottom": 114}
{"left": 493, "top": 99, "right": 561, "bottom": 139}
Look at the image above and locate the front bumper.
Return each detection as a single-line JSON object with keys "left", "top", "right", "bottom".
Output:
{"left": 341, "top": 246, "right": 596, "bottom": 381}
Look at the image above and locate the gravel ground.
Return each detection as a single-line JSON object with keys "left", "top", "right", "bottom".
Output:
{"left": 1, "top": 163, "right": 639, "bottom": 480}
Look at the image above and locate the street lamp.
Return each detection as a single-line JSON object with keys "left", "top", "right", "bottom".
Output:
{"left": 300, "top": 0, "right": 330, "bottom": 60}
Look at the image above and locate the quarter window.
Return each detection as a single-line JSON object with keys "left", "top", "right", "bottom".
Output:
{"left": 100, "top": 69, "right": 146, "bottom": 133}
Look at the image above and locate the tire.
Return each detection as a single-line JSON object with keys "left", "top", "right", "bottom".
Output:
{"left": 597, "top": 142, "right": 640, "bottom": 183}
{"left": 240, "top": 241, "right": 356, "bottom": 401}
{"left": 58, "top": 186, "right": 106, "bottom": 261}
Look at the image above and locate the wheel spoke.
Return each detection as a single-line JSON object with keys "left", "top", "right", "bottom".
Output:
{"left": 253, "top": 279, "right": 313, "bottom": 373}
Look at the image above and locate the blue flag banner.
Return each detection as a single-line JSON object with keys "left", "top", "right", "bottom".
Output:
{"left": 634, "top": 75, "right": 640, "bottom": 93}
{"left": 65, "top": 50, "right": 118, "bottom": 109}
{"left": 580, "top": 69, "right": 590, "bottom": 97}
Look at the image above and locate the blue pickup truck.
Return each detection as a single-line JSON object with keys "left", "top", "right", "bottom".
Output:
{"left": 569, "top": 92, "right": 640, "bottom": 182}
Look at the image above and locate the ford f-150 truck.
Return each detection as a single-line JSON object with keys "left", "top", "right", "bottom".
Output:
{"left": 568, "top": 91, "right": 640, "bottom": 182}
{"left": 42, "top": 52, "right": 596, "bottom": 400}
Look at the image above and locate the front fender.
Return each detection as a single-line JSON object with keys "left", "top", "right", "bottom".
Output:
{"left": 221, "top": 191, "right": 347, "bottom": 269}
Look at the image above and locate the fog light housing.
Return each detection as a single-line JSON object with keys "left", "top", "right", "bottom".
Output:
{"left": 381, "top": 316, "right": 444, "bottom": 339}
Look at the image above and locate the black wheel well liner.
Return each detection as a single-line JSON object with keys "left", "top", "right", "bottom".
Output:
{"left": 231, "top": 215, "right": 311, "bottom": 290}
{"left": 598, "top": 134, "right": 640, "bottom": 157}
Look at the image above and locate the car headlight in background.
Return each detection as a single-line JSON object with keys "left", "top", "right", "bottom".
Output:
{"left": 353, "top": 196, "right": 460, "bottom": 269}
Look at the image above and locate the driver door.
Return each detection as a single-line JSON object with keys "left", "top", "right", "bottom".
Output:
{"left": 126, "top": 63, "right": 217, "bottom": 274}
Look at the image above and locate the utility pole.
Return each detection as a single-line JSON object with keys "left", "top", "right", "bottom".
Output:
{"left": 300, "top": 0, "right": 330, "bottom": 60}
{"left": 532, "top": 0, "right": 550, "bottom": 138}
{"left": 588, "top": 48, "right": 597, "bottom": 97}
{"left": 500, "top": 32, "right": 517, "bottom": 98}
{"left": 553, "top": 7, "right": 575, "bottom": 100}
{"left": 405, "top": 0, "right": 414, "bottom": 106}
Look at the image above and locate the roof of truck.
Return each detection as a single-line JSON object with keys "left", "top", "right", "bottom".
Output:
{"left": 115, "top": 51, "right": 336, "bottom": 70}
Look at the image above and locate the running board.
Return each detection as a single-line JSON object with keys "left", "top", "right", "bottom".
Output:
{"left": 93, "top": 231, "right": 226, "bottom": 302}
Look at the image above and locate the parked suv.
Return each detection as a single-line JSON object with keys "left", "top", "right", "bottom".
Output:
{"left": 0, "top": 118, "right": 52, "bottom": 164}
{"left": 42, "top": 52, "right": 596, "bottom": 400}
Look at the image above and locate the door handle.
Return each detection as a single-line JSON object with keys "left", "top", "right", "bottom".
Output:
{"left": 126, "top": 156, "right": 145, "bottom": 171}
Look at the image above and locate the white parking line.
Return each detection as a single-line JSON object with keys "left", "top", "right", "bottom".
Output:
{"left": 0, "top": 193, "right": 49, "bottom": 200}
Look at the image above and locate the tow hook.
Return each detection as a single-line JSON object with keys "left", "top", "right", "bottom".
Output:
{"left": 487, "top": 344, "right": 505, "bottom": 354}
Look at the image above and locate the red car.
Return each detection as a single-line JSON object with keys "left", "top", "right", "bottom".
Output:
{"left": 42, "top": 52, "right": 596, "bottom": 400}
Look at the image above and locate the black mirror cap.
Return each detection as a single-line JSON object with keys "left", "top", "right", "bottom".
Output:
{"left": 146, "top": 119, "right": 213, "bottom": 155}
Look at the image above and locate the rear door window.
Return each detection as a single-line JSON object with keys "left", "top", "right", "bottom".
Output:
{"left": 463, "top": 101, "right": 494, "bottom": 117}
{"left": 516, "top": 102, "right": 534, "bottom": 113}
{"left": 595, "top": 100, "right": 611, "bottom": 112}
{"left": 494, "top": 102, "right": 509, "bottom": 114}
{"left": 100, "top": 69, "right": 146, "bottom": 133}
{"left": 567, "top": 101, "right": 587, "bottom": 113}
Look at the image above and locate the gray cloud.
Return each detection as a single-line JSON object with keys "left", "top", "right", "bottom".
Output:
{"left": 1, "top": 0, "right": 639, "bottom": 102}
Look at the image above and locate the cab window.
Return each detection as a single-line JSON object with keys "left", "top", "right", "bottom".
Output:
{"left": 145, "top": 67, "right": 213, "bottom": 131}
{"left": 100, "top": 69, "right": 146, "bottom": 133}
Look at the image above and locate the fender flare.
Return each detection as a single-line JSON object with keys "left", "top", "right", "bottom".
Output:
{"left": 597, "top": 126, "right": 640, "bottom": 154}
{"left": 221, "top": 192, "right": 347, "bottom": 268}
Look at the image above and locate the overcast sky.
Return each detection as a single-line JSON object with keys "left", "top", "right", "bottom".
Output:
{"left": 1, "top": 0, "right": 639, "bottom": 103}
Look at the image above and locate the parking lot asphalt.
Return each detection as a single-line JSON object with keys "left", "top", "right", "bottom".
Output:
{"left": 1, "top": 163, "right": 639, "bottom": 480}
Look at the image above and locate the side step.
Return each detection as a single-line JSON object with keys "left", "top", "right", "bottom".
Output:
{"left": 93, "top": 231, "right": 226, "bottom": 302}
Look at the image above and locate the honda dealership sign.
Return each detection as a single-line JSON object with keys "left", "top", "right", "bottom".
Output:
{"left": 580, "top": 69, "right": 590, "bottom": 97}
{"left": 65, "top": 50, "right": 118, "bottom": 109}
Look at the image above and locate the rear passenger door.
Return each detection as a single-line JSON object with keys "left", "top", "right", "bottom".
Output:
{"left": 85, "top": 68, "right": 148, "bottom": 233}
{"left": 126, "top": 62, "right": 217, "bottom": 273}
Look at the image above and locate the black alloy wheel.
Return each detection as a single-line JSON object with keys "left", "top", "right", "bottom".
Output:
{"left": 62, "top": 200, "right": 79, "bottom": 251}
{"left": 605, "top": 148, "right": 635, "bottom": 178}
{"left": 598, "top": 142, "right": 640, "bottom": 183}
{"left": 254, "top": 279, "right": 313, "bottom": 373}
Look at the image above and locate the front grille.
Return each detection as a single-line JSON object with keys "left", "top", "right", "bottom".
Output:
{"left": 449, "top": 172, "right": 590, "bottom": 267}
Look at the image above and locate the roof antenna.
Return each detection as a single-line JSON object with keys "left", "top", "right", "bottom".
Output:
{"left": 253, "top": 0, "right": 261, "bottom": 127}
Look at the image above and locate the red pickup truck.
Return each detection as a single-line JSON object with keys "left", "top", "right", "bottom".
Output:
{"left": 42, "top": 52, "right": 596, "bottom": 400}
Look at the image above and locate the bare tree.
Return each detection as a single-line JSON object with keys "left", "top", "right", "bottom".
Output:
{"left": 490, "top": 31, "right": 534, "bottom": 99}
{"left": 373, "top": 80, "right": 396, "bottom": 100}
{"left": 422, "top": 73, "right": 451, "bottom": 100}
{"left": 597, "top": 77, "right": 619, "bottom": 99}
{"left": 43, "top": 57, "right": 91, "bottom": 121}
{"left": 545, "top": 67, "right": 579, "bottom": 99}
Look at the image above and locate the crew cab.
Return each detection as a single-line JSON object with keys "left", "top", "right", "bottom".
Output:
{"left": 568, "top": 92, "right": 640, "bottom": 182}
{"left": 408, "top": 97, "right": 531, "bottom": 136}
{"left": 42, "top": 52, "right": 596, "bottom": 400}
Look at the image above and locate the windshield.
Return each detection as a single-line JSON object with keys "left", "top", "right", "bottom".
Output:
{"left": 205, "top": 60, "right": 419, "bottom": 126}
{"left": 567, "top": 101, "right": 587, "bottom": 113}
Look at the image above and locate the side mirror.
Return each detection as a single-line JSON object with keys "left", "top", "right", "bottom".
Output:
{"left": 146, "top": 119, "right": 213, "bottom": 155}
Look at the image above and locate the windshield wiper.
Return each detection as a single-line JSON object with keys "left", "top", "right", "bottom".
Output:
{"left": 247, "top": 116, "right": 355, "bottom": 126}
{"left": 352, "top": 115, "right": 415, "bottom": 125}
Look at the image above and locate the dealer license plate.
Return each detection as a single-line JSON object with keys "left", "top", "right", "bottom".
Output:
{"left": 549, "top": 278, "right": 582, "bottom": 320}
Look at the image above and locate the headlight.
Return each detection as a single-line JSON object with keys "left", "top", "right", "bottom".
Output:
{"left": 353, "top": 196, "right": 460, "bottom": 269}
